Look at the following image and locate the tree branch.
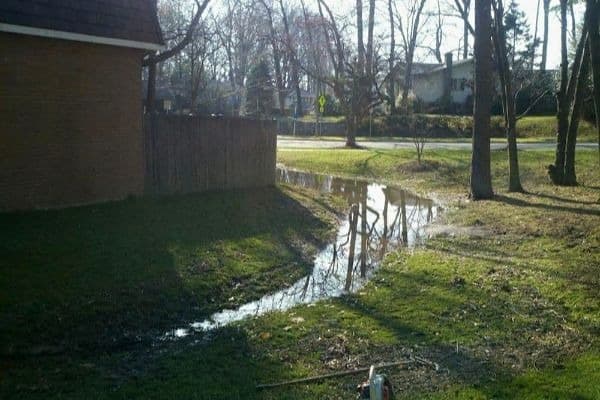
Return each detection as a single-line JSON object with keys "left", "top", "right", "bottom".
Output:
{"left": 516, "top": 89, "right": 552, "bottom": 120}
{"left": 143, "top": 0, "right": 210, "bottom": 66}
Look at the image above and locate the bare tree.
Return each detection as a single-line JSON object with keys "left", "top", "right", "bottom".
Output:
{"left": 357, "top": 0, "right": 365, "bottom": 75}
{"left": 462, "top": 0, "right": 472, "bottom": 58}
{"left": 388, "top": 0, "right": 398, "bottom": 113}
{"left": 549, "top": 0, "right": 570, "bottom": 183}
{"left": 586, "top": 0, "right": 600, "bottom": 165}
{"left": 215, "top": 0, "right": 263, "bottom": 115}
{"left": 366, "top": 0, "right": 376, "bottom": 76}
{"left": 186, "top": 23, "right": 219, "bottom": 111}
{"left": 278, "top": 0, "right": 304, "bottom": 117}
{"left": 431, "top": 0, "right": 446, "bottom": 64}
{"left": 564, "top": 41, "right": 590, "bottom": 185}
{"left": 313, "top": 0, "right": 380, "bottom": 147}
{"left": 541, "top": 0, "right": 551, "bottom": 71}
{"left": 568, "top": 0, "right": 577, "bottom": 44}
{"left": 491, "top": 0, "right": 523, "bottom": 192}
{"left": 531, "top": 0, "right": 541, "bottom": 70}
{"left": 259, "top": 0, "right": 286, "bottom": 115}
{"left": 394, "top": 0, "right": 428, "bottom": 113}
{"left": 299, "top": 0, "right": 330, "bottom": 96}
{"left": 563, "top": 0, "right": 596, "bottom": 184}
{"left": 549, "top": 0, "right": 590, "bottom": 185}
{"left": 144, "top": 0, "right": 210, "bottom": 113}
{"left": 453, "top": 0, "right": 474, "bottom": 57}
{"left": 471, "top": 0, "right": 494, "bottom": 199}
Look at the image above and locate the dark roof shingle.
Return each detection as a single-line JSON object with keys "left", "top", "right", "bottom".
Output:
{"left": 0, "top": 0, "right": 163, "bottom": 47}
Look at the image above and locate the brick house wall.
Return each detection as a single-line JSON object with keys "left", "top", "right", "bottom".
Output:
{"left": 0, "top": 32, "right": 146, "bottom": 211}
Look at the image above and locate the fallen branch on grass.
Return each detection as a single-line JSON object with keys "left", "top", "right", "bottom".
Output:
{"left": 256, "top": 357, "right": 439, "bottom": 390}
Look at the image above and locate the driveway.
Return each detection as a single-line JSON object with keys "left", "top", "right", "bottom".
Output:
{"left": 278, "top": 137, "right": 599, "bottom": 151}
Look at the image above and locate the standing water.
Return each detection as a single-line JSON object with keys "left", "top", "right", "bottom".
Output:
{"left": 166, "top": 168, "right": 441, "bottom": 337}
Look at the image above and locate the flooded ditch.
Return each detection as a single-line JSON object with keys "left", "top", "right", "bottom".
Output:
{"left": 165, "top": 168, "right": 441, "bottom": 338}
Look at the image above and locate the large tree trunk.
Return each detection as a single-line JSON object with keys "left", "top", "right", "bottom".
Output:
{"left": 293, "top": 73, "right": 303, "bottom": 117}
{"left": 471, "top": 0, "right": 494, "bottom": 199}
{"left": 564, "top": 43, "right": 591, "bottom": 185}
{"left": 550, "top": 0, "right": 570, "bottom": 184}
{"left": 532, "top": 0, "right": 541, "bottom": 70}
{"left": 365, "top": 0, "right": 376, "bottom": 120}
{"left": 357, "top": 0, "right": 365, "bottom": 74}
{"left": 550, "top": 9, "right": 588, "bottom": 184}
{"left": 463, "top": 0, "right": 471, "bottom": 59}
{"left": 493, "top": 0, "right": 523, "bottom": 192}
{"left": 497, "top": 59, "right": 522, "bottom": 192}
{"left": 366, "top": 0, "right": 375, "bottom": 74}
{"left": 541, "top": 0, "right": 550, "bottom": 71}
{"left": 346, "top": 114, "right": 357, "bottom": 147}
{"left": 388, "top": 0, "right": 397, "bottom": 114}
{"left": 586, "top": 0, "right": 600, "bottom": 166}
{"left": 505, "top": 97, "right": 522, "bottom": 192}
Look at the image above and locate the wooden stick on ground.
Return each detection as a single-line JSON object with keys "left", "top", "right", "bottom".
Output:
{"left": 256, "top": 358, "right": 436, "bottom": 390}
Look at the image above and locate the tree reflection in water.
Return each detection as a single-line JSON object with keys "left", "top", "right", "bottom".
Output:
{"left": 166, "top": 168, "right": 441, "bottom": 336}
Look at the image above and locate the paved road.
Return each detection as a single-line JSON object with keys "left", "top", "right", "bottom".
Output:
{"left": 278, "top": 138, "right": 599, "bottom": 150}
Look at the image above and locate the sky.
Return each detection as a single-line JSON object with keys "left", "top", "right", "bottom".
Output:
{"left": 317, "top": 0, "right": 585, "bottom": 68}
{"left": 204, "top": 0, "right": 585, "bottom": 69}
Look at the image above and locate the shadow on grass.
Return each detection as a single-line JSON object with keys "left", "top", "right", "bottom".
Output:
{"left": 0, "top": 186, "right": 333, "bottom": 354}
{"left": 494, "top": 194, "right": 600, "bottom": 217}
{"left": 4, "top": 241, "right": 596, "bottom": 399}
{"left": 429, "top": 240, "right": 522, "bottom": 270}
{"left": 525, "top": 191, "right": 600, "bottom": 205}
{"left": 340, "top": 297, "right": 505, "bottom": 386}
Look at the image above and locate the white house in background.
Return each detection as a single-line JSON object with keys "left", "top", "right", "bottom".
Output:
{"left": 412, "top": 53, "right": 474, "bottom": 107}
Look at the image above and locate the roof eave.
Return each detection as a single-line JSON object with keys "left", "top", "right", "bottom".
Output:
{"left": 0, "top": 23, "right": 166, "bottom": 51}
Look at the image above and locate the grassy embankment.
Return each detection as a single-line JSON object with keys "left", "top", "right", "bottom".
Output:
{"left": 289, "top": 115, "right": 598, "bottom": 143}
{"left": 2, "top": 147, "right": 599, "bottom": 399}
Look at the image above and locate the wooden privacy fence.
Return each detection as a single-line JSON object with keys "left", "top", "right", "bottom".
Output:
{"left": 144, "top": 115, "right": 277, "bottom": 195}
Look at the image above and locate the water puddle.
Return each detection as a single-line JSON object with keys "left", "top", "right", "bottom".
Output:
{"left": 165, "top": 168, "right": 441, "bottom": 338}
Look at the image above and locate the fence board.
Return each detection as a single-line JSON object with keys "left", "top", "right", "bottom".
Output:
{"left": 144, "top": 115, "right": 276, "bottom": 195}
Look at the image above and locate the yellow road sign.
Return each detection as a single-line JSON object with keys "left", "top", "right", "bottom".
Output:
{"left": 318, "top": 95, "right": 326, "bottom": 113}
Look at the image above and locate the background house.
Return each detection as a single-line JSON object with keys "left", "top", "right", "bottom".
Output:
{"left": 412, "top": 53, "right": 474, "bottom": 111}
{"left": 0, "top": 0, "right": 163, "bottom": 210}
{"left": 411, "top": 53, "right": 557, "bottom": 115}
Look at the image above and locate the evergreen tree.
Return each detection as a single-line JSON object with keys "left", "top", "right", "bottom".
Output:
{"left": 246, "top": 59, "right": 274, "bottom": 118}
{"left": 504, "top": 0, "right": 535, "bottom": 70}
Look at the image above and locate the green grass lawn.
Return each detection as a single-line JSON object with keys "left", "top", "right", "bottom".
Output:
{"left": 2, "top": 148, "right": 599, "bottom": 399}
{"left": 272, "top": 148, "right": 600, "bottom": 398}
